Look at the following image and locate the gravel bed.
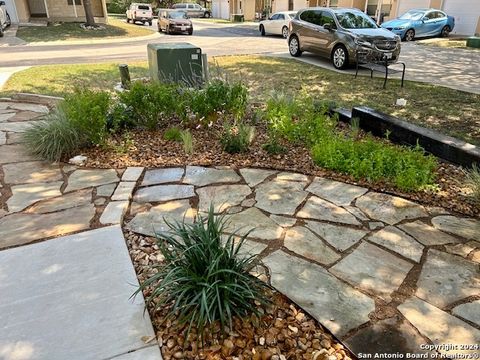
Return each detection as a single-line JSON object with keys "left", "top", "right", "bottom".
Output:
{"left": 125, "top": 230, "right": 355, "bottom": 360}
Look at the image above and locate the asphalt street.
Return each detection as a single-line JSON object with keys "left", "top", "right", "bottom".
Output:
{"left": 0, "top": 19, "right": 479, "bottom": 93}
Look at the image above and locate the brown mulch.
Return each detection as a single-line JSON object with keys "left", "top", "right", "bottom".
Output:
{"left": 125, "top": 230, "right": 354, "bottom": 360}
{"left": 83, "top": 123, "right": 478, "bottom": 218}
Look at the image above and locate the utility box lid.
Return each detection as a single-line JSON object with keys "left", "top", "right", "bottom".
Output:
{"left": 147, "top": 42, "right": 202, "bottom": 51}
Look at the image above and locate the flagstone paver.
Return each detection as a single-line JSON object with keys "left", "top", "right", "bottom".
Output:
{"left": 112, "top": 181, "right": 136, "bottom": 201}
{"left": 7, "top": 181, "right": 63, "bottom": 212}
{"left": 225, "top": 207, "right": 283, "bottom": 240}
{"left": 298, "top": 196, "right": 361, "bottom": 225}
{"left": 255, "top": 179, "right": 308, "bottom": 215}
{"left": 284, "top": 226, "right": 341, "bottom": 265}
{"left": 65, "top": 169, "right": 119, "bottom": 192}
{"left": 305, "top": 221, "right": 367, "bottom": 252}
{"left": 126, "top": 200, "right": 197, "bottom": 237}
{"left": 100, "top": 200, "right": 130, "bottom": 225}
{"left": 398, "top": 220, "right": 460, "bottom": 246}
{"left": 197, "top": 184, "right": 252, "bottom": 212}
{"left": 356, "top": 192, "right": 428, "bottom": 225}
{"left": 367, "top": 226, "right": 424, "bottom": 263}
{"left": 452, "top": 300, "right": 480, "bottom": 327}
{"left": 97, "top": 183, "right": 117, "bottom": 197}
{"left": 415, "top": 249, "right": 480, "bottom": 308}
{"left": 3, "top": 161, "right": 63, "bottom": 184}
{"left": 26, "top": 188, "right": 92, "bottom": 213}
{"left": 239, "top": 168, "right": 276, "bottom": 187}
{"left": 122, "top": 166, "right": 144, "bottom": 182}
{"left": 141, "top": 167, "right": 184, "bottom": 186}
{"left": 0, "top": 204, "right": 96, "bottom": 249}
{"left": 0, "top": 225, "right": 160, "bottom": 360}
{"left": 263, "top": 250, "right": 375, "bottom": 337}
{"left": 183, "top": 165, "right": 240, "bottom": 186}
{"left": 306, "top": 177, "right": 368, "bottom": 206}
{"left": 330, "top": 242, "right": 414, "bottom": 301}
{"left": 1, "top": 99, "right": 480, "bottom": 359}
{"left": 399, "top": 297, "right": 480, "bottom": 356}
{"left": 133, "top": 184, "right": 195, "bottom": 203}
{"left": 431, "top": 215, "right": 480, "bottom": 241}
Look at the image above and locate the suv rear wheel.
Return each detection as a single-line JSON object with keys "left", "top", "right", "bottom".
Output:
{"left": 289, "top": 35, "right": 302, "bottom": 57}
{"left": 204, "top": 12, "right": 210, "bottom": 18}
{"left": 332, "top": 45, "right": 348, "bottom": 70}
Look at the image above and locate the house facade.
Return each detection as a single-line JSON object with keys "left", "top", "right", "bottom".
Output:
{"left": 5, "top": 0, "right": 108, "bottom": 24}
{"left": 212, "top": 0, "right": 480, "bottom": 35}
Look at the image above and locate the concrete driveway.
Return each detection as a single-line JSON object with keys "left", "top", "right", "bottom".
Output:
{"left": 277, "top": 42, "right": 480, "bottom": 94}
{"left": 0, "top": 20, "right": 479, "bottom": 93}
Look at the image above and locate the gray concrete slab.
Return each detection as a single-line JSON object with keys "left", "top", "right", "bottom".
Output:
{"left": 0, "top": 225, "right": 159, "bottom": 360}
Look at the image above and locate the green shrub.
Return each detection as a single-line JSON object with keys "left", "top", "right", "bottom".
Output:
{"left": 117, "top": 81, "right": 180, "bottom": 130}
{"left": 185, "top": 79, "right": 248, "bottom": 123}
{"left": 263, "top": 92, "right": 335, "bottom": 145}
{"left": 163, "top": 127, "right": 183, "bottom": 142}
{"left": 311, "top": 136, "right": 437, "bottom": 191}
{"left": 465, "top": 164, "right": 480, "bottom": 202}
{"left": 180, "top": 129, "right": 194, "bottom": 155}
{"left": 23, "top": 109, "right": 82, "bottom": 162}
{"left": 133, "top": 206, "right": 270, "bottom": 337}
{"left": 61, "top": 88, "right": 111, "bottom": 145}
{"left": 220, "top": 122, "right": 255, "bottom": 154}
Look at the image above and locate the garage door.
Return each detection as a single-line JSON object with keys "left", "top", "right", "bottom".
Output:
{"left": 212, "top": 0, "right": 229, "bottom": 19}
{"left": 397, "top": 0, "right": 429, "bottom": 17}
{"left": 4, "top": 0, "right": 18, "bottom": 23}
{"left": 443, "top": 0, "right": 479, "bottom": 35}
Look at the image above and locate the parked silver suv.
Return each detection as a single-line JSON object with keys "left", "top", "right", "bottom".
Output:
{"left": 0, "top": 0, "right": 11, "bottom": 38}
{"left": 172, "top": 3, "right": 210, "bottom": 18}
{"left": 288, "top": 8, "right": 401, "bottom": 69}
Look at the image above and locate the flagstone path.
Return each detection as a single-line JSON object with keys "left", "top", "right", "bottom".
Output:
{"left": 1, "top": 98, "right": 479, "bottom": 358}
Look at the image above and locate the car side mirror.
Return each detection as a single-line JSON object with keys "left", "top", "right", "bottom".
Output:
{"left": 324, "top": 23, "right": 333, "bottom": 31}
{"left": 422, "top": 17, "right": 429, "bottom": 21}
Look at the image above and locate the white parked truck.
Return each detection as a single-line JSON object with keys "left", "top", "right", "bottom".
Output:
{"left": 126, "top": 3, "right": 153, "bottom": 25}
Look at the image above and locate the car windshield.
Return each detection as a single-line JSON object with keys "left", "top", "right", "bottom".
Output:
{"left": 335, "top": 10, "right": 377, "bottom": 29}
{"left": 169, "top": 11, "right": 187, "bottom": 19}
{"left": 399, "top": 10, "right": 425, "bottom": 20}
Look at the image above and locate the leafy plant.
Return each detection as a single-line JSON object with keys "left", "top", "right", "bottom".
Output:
{"left": 350, "top": 117, "right": 360, "bottom": 139}
{"left": 164, "top": 127, "right": 183, "bottom": 142}
{"left": 311, "top": 135, "right": 437, "bottom": 191}
{"left": 220, "top": 122, "right": 255, "bottom": 154}
{"left": 117, "top": 81, "right": 180, "bottom": 130}
{"left": 465, "top": 164, "right": 480, "bottom": 202}
{"left": 133, "top": 206, "right": 270, "bottom": 339}
{"left": 61, "top": 88, "right": 111, "bottom": 145}
{"left": 185, "top": 79, "right": 248, "bottom": 124}
{"left": 180, "top": 129, "right": 194, "bottom": 155}
{"left": 23, "top": 108, "right": 82, "bottom": 162}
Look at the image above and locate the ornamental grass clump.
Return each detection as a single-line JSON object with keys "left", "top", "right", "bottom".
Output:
{"left": 134, "top": 206, "right": 270, "bottom": 339}
{"left": 465, "top": 164, "right": 480, "bottom": 203}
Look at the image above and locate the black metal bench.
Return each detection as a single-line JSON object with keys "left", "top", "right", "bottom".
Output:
{"left": 354, "top": 52, "right": 406, "bottom": 89}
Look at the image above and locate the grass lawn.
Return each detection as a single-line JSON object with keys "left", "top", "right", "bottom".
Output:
{"left": 2, "top": 56, "right": 478, "bottom": 144}
{"left": 15, "top": 17, "right": 153, "bottom": 43}
{"left": 417, "top": 38, "right": 480, "bottom": 50}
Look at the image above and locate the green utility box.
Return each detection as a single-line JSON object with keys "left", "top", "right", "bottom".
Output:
{"left": 147, "top": 42, "right": 203, "bottom": 86}
{"left": 466, "top": 37, "right": 480, "bottom": 48}
{"left": 231, "top": 14, "right": 244, "bottom": 22}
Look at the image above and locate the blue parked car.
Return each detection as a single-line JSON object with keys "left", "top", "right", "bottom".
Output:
{"left": 381, "top": 8, "right": 455, "bottom": 41}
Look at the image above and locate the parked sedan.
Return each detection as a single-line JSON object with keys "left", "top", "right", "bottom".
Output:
{"left": 288, "top": 8, "right": 401, "bottom": 69}
{"left": 259, "top": 11, "right": 297, "bottom": 38}
{"left": 158, "top": 10, "right": 193, "bottom": 35}
{"left": 381, "top": 8, "right": 455, "bottom": 41}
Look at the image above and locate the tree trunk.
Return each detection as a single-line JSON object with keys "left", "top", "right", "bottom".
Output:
{"left": 83, "top": 0, "right": 96, "bottom": 26}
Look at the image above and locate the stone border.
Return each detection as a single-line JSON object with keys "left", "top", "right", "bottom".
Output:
{"left": 332, "top": 107, "right": 480, "bottom": 168}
